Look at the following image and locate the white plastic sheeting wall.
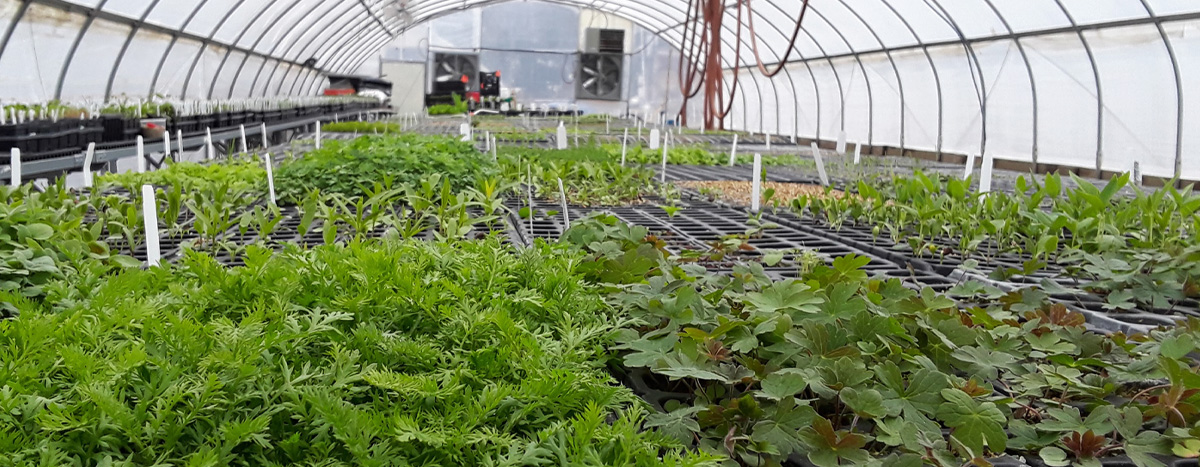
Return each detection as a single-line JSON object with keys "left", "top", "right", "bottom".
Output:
{"left": 2, "top": 0, "right": 1199, "bottom": 179}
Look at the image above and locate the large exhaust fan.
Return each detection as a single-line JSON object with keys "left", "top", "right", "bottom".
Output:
{"left": 431, "top": 53, "right": 479, "bottom": 96}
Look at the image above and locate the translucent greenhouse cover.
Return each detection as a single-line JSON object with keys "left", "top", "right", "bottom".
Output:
{"left": 0, "top": 0, "right": 1198, "bottom": 179}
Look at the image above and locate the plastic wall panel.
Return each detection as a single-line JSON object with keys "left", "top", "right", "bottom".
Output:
{"left": 277, "top": 64, "right": 303, "bottom": 96}
{"left": 278, "top": 1, "right": 357, "bottom": 62}
{"left": 1088, "top": 24, "right": 1178, "bottom": 177}
{"left": 856, "top": 2, "right": 920, "bottom": 49}
{"left": 1059, "top": 0, "right": 1148, "bottom": 26}
{"left": 1023, "top": 32, "right": 1099, "bottom": 167}
{"left": 835, "top": 57, "right": 871, "bottom": 146}
{"left": 182, "top": 0, "right": 242, "bottom": 36}
{"left": 250, "top": 59, "right": 279, "bottom": 96}
{"left": 482, "top": 2, "right": 577, "bottom": 52}
{"left": 813, "top": 3, "right": 875, "bottom": 52}
{"left": 928, "top": 44, "right": 984, "bottom": 158}
{"left": 861, "top": 53, "right": 902, "bottom": 149}
{"left": 211, "top": 50, "right": 243, "bottom": 97}
{"left": 989, "top": 0, "right": 1072, "bottom": 33}
{"left": 255, "top": 0, "right": 323, "bottom": 55}
{"left": 1149, "top": 0, "right": 1199, "bottom": 16}
{"left": 937, "top": 0, "right": 1009, "bottom": 40}
{"left": 974, "top": 40, "right": 1036, "bottom": 162}
{"left": 890, "top": 47, "right": 940, "bottom": 153}
{"left": 885, "top": 0, "right": 959, "bottom": 43}
{"left": 1166, "top": 20, "right": 1200, "bottom": 181}
{"left": 186, "top": 44, "right": 226, "bottom": 99}
{"left": 102, "top": 0, "right": 154, "bottom": 18}
{"left": 429, "top": 8, "right": 480, "bottom": 49}
{"left": 154, "top": 39, "right": 203, "bottom": 98}
{"left": 144, "top": 0, "right": 204, "bottom": 29}
{"left": 0, "top": 3, "right": 84, "bottom": 101}
{"left": 234, "top": 0, "right": 295, "bottom": 49}
{"left": 781, "top": 63, "right": 820, "bottom": 139}
{"left": 479, "top": 50, "right": 574, "bottom": 104}
{"left": 60, "top": 18, "right": 129, "bottom": 100}
{"left": 229, "top": 55, "right": 264, "bottom": 97}
{"left": 212, "top": 1, "right": 270, "bottom": 44}
{"left": 108, "top": 29, "right": 167, "bottom": 98}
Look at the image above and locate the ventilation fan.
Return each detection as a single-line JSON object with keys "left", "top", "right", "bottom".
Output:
{"left": 576, "top": 53, "right": 622, "bottom": 101}
{"left": 431, "top": 53, "right": 478, "bottom": 95}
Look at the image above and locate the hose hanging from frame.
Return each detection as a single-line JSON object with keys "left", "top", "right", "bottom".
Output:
{"left": 676, "top": 0, "right": 810, "bottom": 129}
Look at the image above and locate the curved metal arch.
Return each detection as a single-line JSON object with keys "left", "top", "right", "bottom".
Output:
{"left": 923, "top": 0, "right": 989, "bottom": 159}
{"left": 804, "top": 3, "right": 877, "bottom": 146}
{"left": 1134, "top": 0, "right": 1184, "bottom": 180}
{"left": 224, "top": 0, "right": 316, "bottom": 98}
{"left": 246, "top": 0, "right": 346, "bottom": 97}
{"left": 147, "top": 0, "right": 211, "bottom": 98}
{"left": 290, "top": 8, "right": 392, "bottom": 94}
{"left": 1051, "top": 0, "right": 1104, "bottom": 171}
{"left": 277, "top": 1, "right": 382, "bottom": 95}
{"left": 292, "top": 2, "right": 383, "bottom": 71}
{"left": 338, "top": 20, "right": 406, "bottom": 75}
{"left": 54, "top": 0, "right": 112, "bottom": 100}
{"left": 326, "top": 13, "right": 402, "bottom": 74}
{"left": 979, "top": 0, "right": 1040, "bottom": 164}
{"left": 833, "top": 0, "right": 906, "bottom": 150}
{"left": 726, "top": 0, "right": 803, "bottom": 137}
{"left": 405, "top": 0, "right": 685, "bottom": 47}
{"left": 104, "top": 0, "right": 160, "bottom": 100}
{"left": 206, "top": 0, "right": 292, "bottom": 99}
{"left": 180, "top": 0, "right": 250, "bottom": 100}
{"left": 880, "top": 0, "right": 945, "bottom": 156}
{"left": 260, "top": 0, "right": 362, "bottom": 97}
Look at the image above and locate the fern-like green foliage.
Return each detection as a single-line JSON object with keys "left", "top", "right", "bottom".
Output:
{"left": 0, "top": 239, "right": 711, "bottom": 466}
{"left": 275, "top": 134, "right": 496, "bottom": 204}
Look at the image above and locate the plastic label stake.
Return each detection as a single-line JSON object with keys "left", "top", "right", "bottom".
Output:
{"left": 264, "top": 153, "right": 277, "bottom": 205}
{"left": 963, "top": 153, "right": 977, "bottom": 180}
{"left": 261, "top": 123, "right": 268, "bottom": 149}
{"left": 765, "top": 133, "right": 771, "bottom": 151}
{"left": 811, "top": 143, "right": 830, "bottom": 187}
{"left": 176, "top": 130, "right": 183, "bottom": 160}
{"left": 527, "top": 164, "right": 535, "bottom": 234}
{"left": 980, "top": 153, "right": 995, "bottom": 193}
{"left": 491, "top": 136, "right": 498, "bottom": 162}
{"left": 836, "top": 131, "right": 847, "bottom": 154}
{"left": 620, "top": 128, "right": 628, "bottom": 167}
{"left": 9, "top": 148, "right": 19, "bottom": 187}
{"left": 1133, "top": 161, "right": 1143, "bottom": 186}
{"left": 315, "top": 122, "right": 322, "bottom": 149}
{"left": 82, "top": 143, "right": 95, "bottom": 188}
{"left": 649, "top": 128, "right": 660, "bottom": 150}
{"left": 136, "top": 136, "right": 146, "bottom": 173}
{"left": 557, "top": 177, "right": 570, "bottom": 230}
{"left": 853, "top": 143, "right": 862, "bottom": 165}
{"left": 660, "top": 132, "right": 670, "bottom": 183}
{"left": 239, "top": 125, "right": 248, "bottom": 153}
{"left": 728, "top": 134, "right": 739, "bottom": 166}
{"left": 751, "top": 153, "right": 762, "bottom": 212}
{"left": 141, "top": 185, "right": 161, "bottom": 267}
{"left": 552, "top": 122, "right": 565, "bottom": 149}
{"left": 205, "top": 128, "right": 214, "bottom": 160}
{"left": 163, "top": 131, "right": 171, "bottom": 162}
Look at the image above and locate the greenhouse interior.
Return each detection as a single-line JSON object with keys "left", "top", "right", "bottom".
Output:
{"left": 4, "top": 0, "right": 1200, "bottom": 465}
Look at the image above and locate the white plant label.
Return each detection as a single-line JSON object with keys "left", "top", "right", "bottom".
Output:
{"left": 557, "top": 177, "right": 570, "bottom": 230}
{"left": 728, "top": 134, "right": 739, "bottom": 166}
{"left": 163, "top": 131, "right": 171, "bottom": 161}
{"left": 83, "top": 143, "right": 95, "bottom": 188}
{"left": 527, "top": 164, "right": 535, "bottom": 234}
{"left": 649, "top": 129, "right": 660, "bottom": 150}
{"left": 239, "top": 125, "right": 248, "bottom": 153}
{"left": 264, "top": 153, "right": 277, "bottom": 205}
{"left": 491, "top": 136, "right": 498, "bottom": 162}
{"left": 1133, "top": 161, "right": 1143, "bottom": 186}
{"left": 620, "top": 128, "right": 628, "bottom": 167}
{"left": 980, "top": 153, "right": 995, "bottom": 193}
{"left": 176, "top": 130, "right": 183, "bottom": 158}
{"left": 853, "top": 143, "right": 862, "bottom": 165}
{"left": 141, "top": 185, "right": 161, "bottom": 267}
{"left": 9, "top": 148, "right": 19, "bottom": 187}
{"left": 811, "top": 143, "right": 830, "bottom": 187}
{"left": 751, "top": 154, "right": 763, "bottom": 212}
{"left": 836, "top": 131, "right": 847, "bottom": 154}
{"left": 205, "top": 128, "right": 214, "bottom": 161}
{"left": 963, "top": 153, "right": 977, "bottom": 180}
{"left": 556, "top": 122, "right": 567, "bottom": 150}
{"left": 660, "top": 132, "right": 670, "bottom": 183}
{"left": 315, "top": 122, "right": 322, "bottom": 149}
{"left": 137, "top": 136, "right": 146, "bottom": 173}
{"left": 765, "top": 133, "right": 771, "bottom": 151}
{"left": 261, "top": 123, "right": 268, "bottom": 149}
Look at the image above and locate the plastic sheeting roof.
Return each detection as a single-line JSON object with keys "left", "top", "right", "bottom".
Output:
{"left": 1, "top": 0, "right": 1199, "bottom": 179}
